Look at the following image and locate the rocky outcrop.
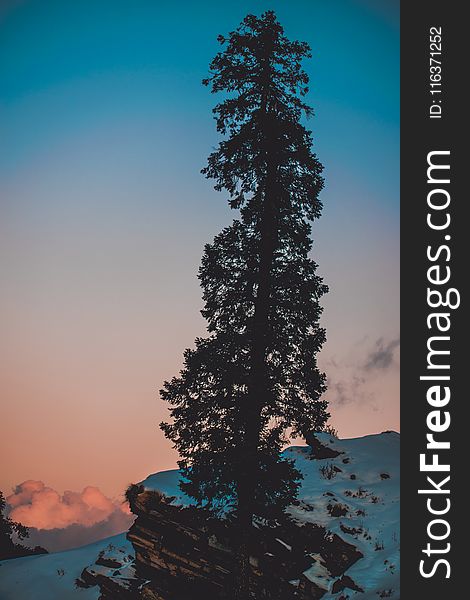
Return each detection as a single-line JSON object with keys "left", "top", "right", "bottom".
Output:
{"left": 78, "top": 433, "right": 400, "bottom": 599}
{"left": 77, "top": 542, "right": 143, "bottom": 598}
{"left": 331, "top": 575, "right": 364, "bottom": 594}
{"left": 305, "top": 432, "right": 342, "bottom": 460}
{"left": 80, "top": 484, "right": 362, "bottom": 600}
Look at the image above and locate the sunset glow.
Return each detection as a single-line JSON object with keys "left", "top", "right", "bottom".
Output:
{"left": 0, "top": 0, "right": 399, "bottom": 506}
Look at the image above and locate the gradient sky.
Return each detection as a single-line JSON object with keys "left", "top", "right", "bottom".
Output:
{"left": 0, "top": 0, "right": 399, "bottom": 499}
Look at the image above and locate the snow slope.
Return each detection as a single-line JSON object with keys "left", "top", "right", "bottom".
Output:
{"left": 141, "top": 431, "right": 400, "bottom": 599}
{"left": 286, "top": 432, "right": 399, "bottom": 599}
{"left": 0, "top": 432, "right": 399, "bottom": 599}
{"left": 0, "top": 533, "right": 133, "bottom": 600}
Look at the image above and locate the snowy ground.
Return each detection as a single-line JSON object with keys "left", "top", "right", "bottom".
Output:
{"left": 0, "top": 432, "right": 399, "bottom": 599}
{"left": 142, "top": 431, "right": 400, "bottom": 599}
{"left": 0, "top": 533, "right": 132, "bottom": 600}
{"left": 287, "top": 432, "right": 399, "bottom": 599}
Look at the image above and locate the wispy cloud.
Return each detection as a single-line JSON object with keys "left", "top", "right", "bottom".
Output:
{"left": 328, "top": 376, "right": 366, "bottom": 407}
{"left": 325, "top": 336, "right": 400, "bottom": 407}
{"left": 364, "top": 337, "right": 400, "bottom": 371}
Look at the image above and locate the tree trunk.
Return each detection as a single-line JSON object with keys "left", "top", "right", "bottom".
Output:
{"left": 235, "top": 132, "right": 278, "bottom": 600}
{"left": 235, "top": 37, "right": 278, "bottom": 599}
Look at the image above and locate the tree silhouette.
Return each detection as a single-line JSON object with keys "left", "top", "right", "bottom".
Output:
{"left": 0, "top": 491, "right": 47, "bottom": 560}
{"left": 160, "top": 11, "right": 328, "bottom": 597}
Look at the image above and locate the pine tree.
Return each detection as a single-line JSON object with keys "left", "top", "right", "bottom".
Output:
{"left": 0, "top": 491, "right": 47, "bottom": 560}
{"left": 160, "top": 11, "right": 328, "bottom": 597}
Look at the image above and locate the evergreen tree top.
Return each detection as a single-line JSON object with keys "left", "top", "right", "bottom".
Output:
{"left": 202, "top": 11, "right": 324, "bottom": 222}
{"left": 203, "top": 11, "right": 312, "bottom": 115}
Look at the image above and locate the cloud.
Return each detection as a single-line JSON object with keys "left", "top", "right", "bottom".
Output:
{"left": 7, "top": 480, "right": 127, "bottom": 529}
{"left": 6, "top": 481, "right": 134, "bottom": 551}
{"left": 325, "top": 336, "right": 399, "bottom": 408}
{"left": 328, "top": 376, "right": 367, "bottom": 407}
{"left": 364, "top": 337, "right": 400, "bottom": 371}
{"left": 18, "top": 510, "right": 134, "bottom": 553}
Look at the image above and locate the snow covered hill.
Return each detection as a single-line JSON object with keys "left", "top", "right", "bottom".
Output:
{"left": 0, "top": 432, "right": 399, "bottom": 599}
{"left": 287, "top": 432, "right": 399, "bottom": 599}
{"left": 0, "top": 533, "right": 133, "bottom": 600}
{"left": 140, "top": 431, "right": 400, "bottom": 599}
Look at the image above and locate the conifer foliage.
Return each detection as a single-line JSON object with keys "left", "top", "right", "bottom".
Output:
{"left": 160, "top": 10, "right": 329, "bottom": 593}
{"left": 0, "top": 491, "right": 47, "bottom": 560}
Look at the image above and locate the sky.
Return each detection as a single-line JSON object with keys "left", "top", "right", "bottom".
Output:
{"left": 0, "top": 0, "right": 399, "bottom": 516}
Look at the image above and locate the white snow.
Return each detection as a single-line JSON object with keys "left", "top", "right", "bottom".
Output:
{"left": 0, "top": 432, "right": 399, "bottom": 599}
{"left": 286, "top": 432, "right": 400, "bottom": 599}
{"left": 302, "top": 558, "right": 330, "bottom": 590}
{"left": 0, "top": 533, "right": 133, "bottom": 600}
{"left": 141, "top": 431, "right": 400, "bottom": 599}
{"left": 140, "top": 468, "right": 194, "bottom": 508}
{"left": 275, "top": 538, "right": 292, "bottom": 552}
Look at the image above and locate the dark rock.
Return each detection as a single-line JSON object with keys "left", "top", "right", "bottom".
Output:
{"left": 332, "top": 575, "right": 364, "bottom": 594}
{"left": 87, "top": 486, "right": 364, "bottom": 599}
{"left": 305, "top": 432, "right": 342, "bottom": 459}
{"left": 327, "top": 503, "right": 349, "bottom": 518}
{"left": 95, "top": 556, "right": 123, "bottom": 569}
{"left": 339, "top": 524, "right": 362, "bottom": 537}
{"left": 320, "top": 535, "right": 363, "bottom": 577}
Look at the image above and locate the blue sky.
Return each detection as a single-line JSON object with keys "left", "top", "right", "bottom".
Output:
{"left": 0, "top": 0, "right": 399, "bottom": 496}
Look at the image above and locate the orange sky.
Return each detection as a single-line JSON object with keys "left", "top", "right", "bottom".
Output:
{"left": 0, "top": 0, "right": 399, "bottom": 499}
